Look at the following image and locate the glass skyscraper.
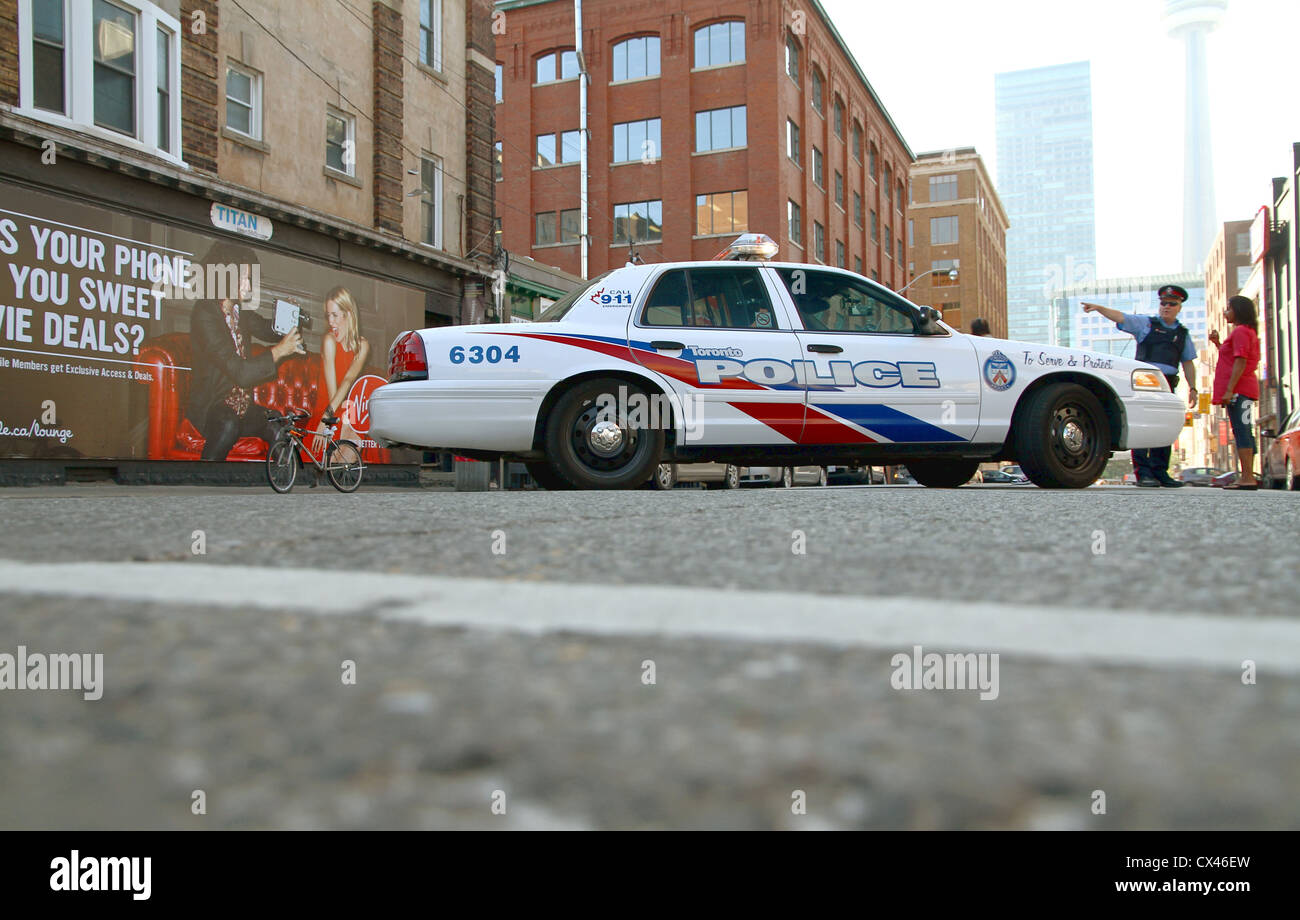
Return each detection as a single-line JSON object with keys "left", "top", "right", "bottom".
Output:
{"left": 995, "top": 62, "right": 1098, "bottom": 344}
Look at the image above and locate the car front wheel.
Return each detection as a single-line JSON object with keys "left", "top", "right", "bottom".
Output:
{"left": 907, "top": 458, "right": 979, "bottom": 488}
{"left": 542, "top": 378, "right": 666, "bottom": 489}
{"left": 1013, "top": 383, "right": 1112, "bottom": 488}
{"left": 706, "top": 464, "right": 741, "bottom": 490}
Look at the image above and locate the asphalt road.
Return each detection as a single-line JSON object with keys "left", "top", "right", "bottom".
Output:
{"left": 1, "top": 482, "right": 1297, "bottom": 829}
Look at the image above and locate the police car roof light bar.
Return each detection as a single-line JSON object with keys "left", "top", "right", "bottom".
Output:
{"left": 714, "top": 233, "right": 780, "bottom": 262}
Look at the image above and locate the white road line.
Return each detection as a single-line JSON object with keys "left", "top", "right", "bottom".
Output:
{"left": 1, "top": 559, "right": 1297, "bottom": 673}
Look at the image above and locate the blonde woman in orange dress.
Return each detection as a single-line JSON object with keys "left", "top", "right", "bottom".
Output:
{"left": 311, "top": 286, "right": 371, "bottom": 455}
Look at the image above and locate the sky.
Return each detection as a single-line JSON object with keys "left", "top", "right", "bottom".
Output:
{"left": 820, "top": 0, "right": 1300, "bottom": 279}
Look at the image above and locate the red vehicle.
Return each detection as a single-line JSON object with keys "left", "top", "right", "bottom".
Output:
{"left": 1263, "top": 407, "right": 1300, "bottom": 490}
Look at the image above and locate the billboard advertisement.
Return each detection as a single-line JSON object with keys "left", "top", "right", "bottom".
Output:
{"left": 0, "top": 183, "right": 423, "bottom": 464}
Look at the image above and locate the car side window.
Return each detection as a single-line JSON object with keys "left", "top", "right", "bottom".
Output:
{"left": 640, "top": 267, "right": 780, "bottom": 329}
{"left": 775, "top": 268, "right": 917, "bottom": 334}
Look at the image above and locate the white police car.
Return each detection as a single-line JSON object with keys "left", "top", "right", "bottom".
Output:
{"left": 370, "top": 234, "right": 1184, "bottom": 490}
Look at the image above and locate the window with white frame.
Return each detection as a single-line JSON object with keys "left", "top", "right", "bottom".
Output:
{"left": 494, "top": 63, "right": 503, "bottom": 103}
{"left": 420, "top": 0, "right": 442, "bottom": 71}
{"left": 19, "top": 0, "right": 182, "bottom": 158}
{"left": 786, "top": 118, "right": 800, "bottom": 165}
{"left": 694, "top": 105, "right": 746, "bottom": 153}
{"left": 612, "top": 36, "right": 659, "bottom": 81}
{"left": 930, "top": 216, "right": 959, "bottom": 245}
{"left": 693, "top": 21, "right": 744, "bottom": 68}
{"left": 225, "top": 61, "right": 261, "bottom": 139}
{"left": 326, "top": 107, "right": 356, "bottom": 176}
{"left": 536, "top": 49, "right": 579, "bottom": 83}
{"left": 813, "top": 221, "right": 825, "bottom": 262}
{"left": 812, "top": 146, "right": 823, "bottom": 187}
{"left": 421, "top": 156, "right": 443, "bottom": 247}
{"left": 614, "top": 117, "right": 660, "bottom": 163}
{"left": 788, "top": 199, "right": 802, "bottom": 245}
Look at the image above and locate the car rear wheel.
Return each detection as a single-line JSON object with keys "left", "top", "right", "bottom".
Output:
{"left": 650, "top": 463, "right": 677, "bottom": 490}
{"left": 1013, "top": 383, "right": 1111, "bottom": 488}
{"left": 906, "top": 458, "right": 980, "bottom": 488}
{"left": 542, "top": 378, "right": 666, "bottom": 489}
{"left": 706, "top": 464, "right": 740, "bottom": 490}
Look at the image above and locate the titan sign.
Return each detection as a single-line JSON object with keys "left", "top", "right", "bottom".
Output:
{"left": 0, "top": 183, "right": 422, "bottom": 463}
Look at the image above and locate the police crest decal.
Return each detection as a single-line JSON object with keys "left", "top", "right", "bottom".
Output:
{"left": 982, "top": 350, "right": 1015, "bottom": 391}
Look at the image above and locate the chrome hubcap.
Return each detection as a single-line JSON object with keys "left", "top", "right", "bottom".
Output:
{"left": 1061, "top": 420, "right": 1084, "bottom": 453}
{"left": 588, "top": 419, "right": 625, "bottom": 456}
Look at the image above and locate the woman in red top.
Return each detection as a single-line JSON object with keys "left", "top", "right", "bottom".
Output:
{"left": 311, "top": 286, "right": 370, "bottom": 456}
{"left": 1208, "top": 294, "right": 1261, "bottom": 489}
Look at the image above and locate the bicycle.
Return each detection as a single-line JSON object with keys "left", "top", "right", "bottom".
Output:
{"left": 265, "top": 409, "right": 365, "bottom": 493}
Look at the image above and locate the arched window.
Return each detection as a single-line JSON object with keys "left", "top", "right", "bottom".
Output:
{"left": 810, "top": 67, "right": 824, "bottom": 115}
{"left": 694, "top": 21, "right": 744, "bottom": 68}
{"left": 785, "top": 35, "right": 800, "bottom": 84}
{"left": 869, "top": 142, "right": 878, "bottom": 181}
{"left": 852, "top": 120, "right": 863, "bottom": 161}
{"left": 612, "top": 35, "right": 659, "bottom": 81}
{"left": 536, "top": 49, "right": 578, "bottom": 83}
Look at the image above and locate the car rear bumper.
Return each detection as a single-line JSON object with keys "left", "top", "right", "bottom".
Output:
{"left": 368, "top": 380, "right": 550, "bottom": 452}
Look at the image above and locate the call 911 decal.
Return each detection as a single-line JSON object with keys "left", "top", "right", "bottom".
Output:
{"left": 590, "top": 288, "right": 633, "bottom": 306}
{"left": 695, "top": 357, "right": 940, "bottom": 389}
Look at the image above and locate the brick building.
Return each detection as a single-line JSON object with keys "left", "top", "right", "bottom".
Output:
{"left": 905, "top": 147, "right": 1008, "bottom": 337}
{"left": 0, "top": 0, "right": 496, "bottom": 479}
{"left": 492, "top": 0, "right": 913, "bottom": 285}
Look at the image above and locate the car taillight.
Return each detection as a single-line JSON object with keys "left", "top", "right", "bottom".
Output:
{"left": 389, "top": 332, "right": 428, "bottom": 382}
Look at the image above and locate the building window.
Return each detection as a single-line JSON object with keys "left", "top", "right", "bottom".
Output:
{"left": 932, "top": 258, "right": 958, "bottom": 285}
{"left": 326, "top": 107, "right": 355, "bottom": 175}
{"left": 930, "top": 174, "right": 957, "bottom": 202}
{"left": 869, "top": 143, "right": 878, "bottom": 181}
{"left": 1235, "top": 232, "right": 1250, "bottom": 255}
{"left": 419, "top": 0, "right": 442, "bottom": 70}
{"left": 908, "top": 219, "right": 914, "bottom": 246}
{"left": 536, "top": 49, "right": 578, "bottom": 83}
{"left": 897, "top": 181, "right": 904, "bottom": 213}
{"left": 785, "top": 35, "right": 799, "bottom": 84}
{"left": 536, "top": 133, "right": 555, "bottom": 167}
{"left": 931, "top": 216, "right": 959, "bottom": 245}
{"left": 788, "top": 200, "right": 802, "bottom": 245}
{"left": 884, "top": 164, "right": 893, "bottom": 205}
{"left": 787, "top": 119, "right": 800, "bottom": 165}
{"left": 560, "top": 208, "right": 581, "bottom": 244}
{"left": 154, "top": 25, "right": 172, "bottom": 151}
{"left": 897, "top": 239, "right": 904, "bottom": 263}
{"left": 835, "top": 240, "right": 845, "bottom": 268}
{"left": 612, "top": 35, "right": 659, "bottom": 81}
{"left": 833, "top": 96, "right": 844, "bottom": 138}
{"left": 225, "top": 61, "right": 260, "bottom": 139}
{"left": 694, "top": 21, "right": 745, "bottom": 68}
{"left": 31, "top": 0, "right": 66, "bottom": 113}
{"left": 852, "top": 120, "right": 862, "bottom": 161}
{"left": 813, "top": 221, "right": 825, "bottom": 262}
{"left": 834, "top": 171, "right": 844, "bottom": 207}
{"left": 536, "top": 132, "right": 579, "bottom": 167}
{"left": 870, "top": 209, "right": 878, "bottom": 243}
{"left": 494, "top": 63, "right": 503, "bottom": 103}
{"left": 812, "top": 146, "right": 823, "bottom": 187}
{"left": 871, "top": 270, "right": 879, "bottom": 282}
{"left": 695, "top": 105, "right": 746, "bottom": 153}
{"left": 493, "top": 140, "right": 502, "bottom": 180}
{"left": 536, "top": 211, "right": 557, "bottom": 246}
{"left": 560, "top": 129, "right": 580, "bottom": 164}
{"left": 853, "top": 192, "right": 862, "bottom": 227}
{"left": 811, "top": 67, "right": 823, "bottom": 115}
{"left": 614, "top": 117, "right": 661, "bottom": 163}
{"left": 696, "top": 190, "right": 748, "bottom": 236}
{"left": 884, "top": 225, "right": 893, "bottom": 259}
{"left": 92, "top": 0, "right": 137, "bottom": 135}
{"left": 854, "top": 256, "right": 862, "bottom": 275}
{"left": 421, "top": 156, "right": 442, "bottom": 247}
{"left": 614, "top": 200, "right": 663, "bottom": 243}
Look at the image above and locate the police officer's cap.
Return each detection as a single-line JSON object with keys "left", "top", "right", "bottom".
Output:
{"left": 1157, "top": 284, "right": 1188, "bottom": 303}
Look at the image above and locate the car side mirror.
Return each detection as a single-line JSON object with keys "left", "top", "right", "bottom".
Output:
{"left": 917, "top": 305, "right": 944, "bottom": 335}
{"left": 1262, "top": 428, "right": 1276, "bottom": 439}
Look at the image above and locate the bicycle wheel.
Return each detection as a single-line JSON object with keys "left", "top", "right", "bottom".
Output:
{"left": 266, "top": 435, "right": 299, "bottom": 493}
{"left": 326, "top": 439, "right": 364, "bottom": 493}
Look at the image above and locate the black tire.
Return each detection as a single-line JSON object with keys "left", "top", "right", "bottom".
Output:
{"left": 907, "top": 458, "right": 980, "bottom": 488}
{"left": 1013, "top": 383, "right": 1112, "bottom": 488}
{"left": 706, "top": 464, "right": 741, "bottom": 490}
{"left": 541, "top": 378, "right": 667, "bottom": 489}
{"left": 525, "top": 461, "right": 574, "bottom": 491}
{"left": 650, "top": 463, "right": 677, "bottom": 490}
{"left": 266, "top": 436, "right": 299, "bottom": 493}
{"left": 326, "top": 439, "right": 364, "bottom": 492}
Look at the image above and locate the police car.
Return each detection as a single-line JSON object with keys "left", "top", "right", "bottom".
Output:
{"left": 370, "top": 234, "right": 1184, "bottom": 490}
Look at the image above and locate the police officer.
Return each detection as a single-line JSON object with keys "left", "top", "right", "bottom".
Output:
{"left": 1081, "top": 284, "right": 1198, "bottom": 487}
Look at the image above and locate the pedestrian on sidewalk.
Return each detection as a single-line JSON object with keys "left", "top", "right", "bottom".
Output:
{"left": 1081, "top": 285, "right": 1198, "bottom": 487}
{"left": 1208, "top": 295, "right": 1261, "bottom": 490}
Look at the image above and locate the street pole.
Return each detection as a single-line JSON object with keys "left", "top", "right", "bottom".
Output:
{"left": 575, "top": 0, "right": 588, "bottom": 280}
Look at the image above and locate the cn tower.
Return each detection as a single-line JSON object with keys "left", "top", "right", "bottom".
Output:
{"left": 1164, "top": 0, "right": 1227, "bottom": 272}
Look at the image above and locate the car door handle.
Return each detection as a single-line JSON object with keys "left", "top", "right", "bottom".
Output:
{"left": 651, "top": 340, "right": 685, "bottom": 351}
{"left": 806, "top": 343, "right": 843, "bottom": 354}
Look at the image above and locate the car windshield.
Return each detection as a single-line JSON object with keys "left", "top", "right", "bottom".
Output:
{"left": 536, "top": 271, "right": 617, "bottom": 322}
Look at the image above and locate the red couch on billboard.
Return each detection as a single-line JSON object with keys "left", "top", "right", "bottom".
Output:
{"left": 137, "top": 333, "right": 391, "bottom": 463}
